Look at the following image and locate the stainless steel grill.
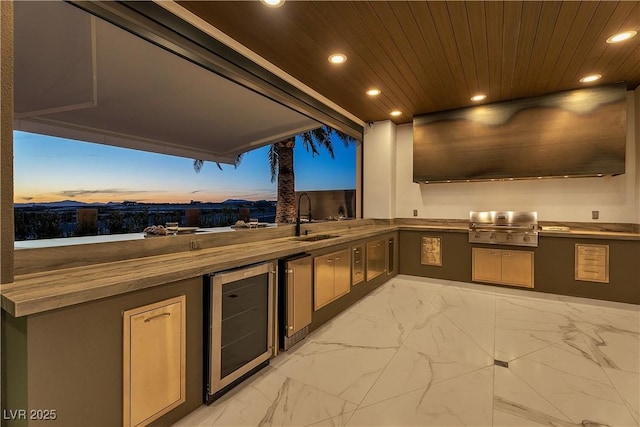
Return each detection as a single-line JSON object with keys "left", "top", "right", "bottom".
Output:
{"left": 469, "top": 211, "right": 538, "bottom": 247}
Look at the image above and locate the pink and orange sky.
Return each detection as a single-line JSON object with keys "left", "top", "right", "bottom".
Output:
{"left": 14, "top": 131, "right": 356, "bottom": 204}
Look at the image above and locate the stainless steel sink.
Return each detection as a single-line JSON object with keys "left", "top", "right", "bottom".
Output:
{"left": 292, "top": 234, "right": 340, "bottom": 242}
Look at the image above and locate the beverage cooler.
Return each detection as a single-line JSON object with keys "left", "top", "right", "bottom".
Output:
{"left": 204, "top": 262, "right": 275, "bottom": 404}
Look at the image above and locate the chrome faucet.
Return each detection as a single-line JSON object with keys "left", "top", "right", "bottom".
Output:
{"left": 295, "top": 192, "right": 312, "bottom": 236}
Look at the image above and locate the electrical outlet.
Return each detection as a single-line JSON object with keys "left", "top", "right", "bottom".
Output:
{"left": 592, "top": 211, "right": 599, "bottom": 220}
{"left": 413, "top": 209, "right": 418, "bottom": 217}
{"left": 190, "top": 240, "right": 201, "bottom": 250}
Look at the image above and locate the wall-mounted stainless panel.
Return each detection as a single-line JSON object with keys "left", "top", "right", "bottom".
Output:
{"left": 413, "top": 84, "right": 626, "bottom": 183}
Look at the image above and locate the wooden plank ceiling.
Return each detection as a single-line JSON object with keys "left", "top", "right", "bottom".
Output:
{"left": 178, "top": 1, "right": 640, "bottom": 125}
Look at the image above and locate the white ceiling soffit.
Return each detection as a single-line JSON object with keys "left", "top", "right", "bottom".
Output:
{"left": 13, "top": 1, "right": 320, "bottom": 164}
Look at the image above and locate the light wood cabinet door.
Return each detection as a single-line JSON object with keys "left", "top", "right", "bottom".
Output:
{"left": 124, "top": 295, "right": 186, "bottom": 427}
{"left": 314, "top": 253, "right": 336, "bottom": 310}
{"left": 472, "top": 248, "right": 502, "bottom": 283}
{"left": 501, "top": 250, "right": 534, "bottom": 288}
{"left": 333, "top": 249, "right": 351, "bottom": 298}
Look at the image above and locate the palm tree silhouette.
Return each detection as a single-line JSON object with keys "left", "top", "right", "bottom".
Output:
{"left": 194, "top": 126, "right": 354, "bottom": 223}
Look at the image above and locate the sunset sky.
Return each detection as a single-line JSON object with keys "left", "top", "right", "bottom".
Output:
{"left": 14, "top": 131, "right": 356, "bottom": 204}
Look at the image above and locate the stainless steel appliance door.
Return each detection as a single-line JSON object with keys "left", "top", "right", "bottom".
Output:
{"left": 209, "top": 262, "right": 274, "bottom": 394}
{"left": 284, "top": 256, "right": 312, "bottom": 337}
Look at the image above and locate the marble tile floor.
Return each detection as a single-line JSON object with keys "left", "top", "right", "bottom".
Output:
{"left": 174, "top": 275, "right": 639, "bottom": 427}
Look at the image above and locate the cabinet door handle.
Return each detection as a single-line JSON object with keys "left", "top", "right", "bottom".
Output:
{"left": 335, "top": 256, "right": 341, "bottom": 260}
{"left": 327, "top": 259, "right": 333, "bottom": 263}
{"left": 144, "top": 312, "right": 171, "bottom": 322}
{"left": 290, "top": 269, "right": 296, "bottom": 328}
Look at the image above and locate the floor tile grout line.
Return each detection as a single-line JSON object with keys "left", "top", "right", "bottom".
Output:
{"left": 349, "top": 280, "right": 492, "bottom": 413}
{"left": 430, "top": 288, "right": 496, "bottom": 360}
{"left": 505, "top": 353, "right": 587, "bottom": 425}
{"left": 600, "top": 365, "right": 640, "bottom": 424}
{"left": 350, "top": 281, "right": 442, "bottom": 412}
{"left": 353, "top": 364, "right": 496, "bottom": 414}
{"left": 270, "top": 346, "right": 388, "bottom": 408}
{"left": 491, "top": 286, "right": 497, "bottom": 426}
{"left": 270, "top": 280, "right": 414, "bottom": 412}
{"left": 495, "top": 335, "right": 563, "bottom": 361}
{"left": 179, "top": 276, "right": 639, "bottom": 427}
{"left": 351, "top": 343, "right": 404, "bottom": 410}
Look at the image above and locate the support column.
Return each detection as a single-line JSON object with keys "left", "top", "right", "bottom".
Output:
{"left": 1, "top": 0, "right": 14, "bottom": 284}
{"left": 362, "top": 120, "right": 396, "bottom": 219}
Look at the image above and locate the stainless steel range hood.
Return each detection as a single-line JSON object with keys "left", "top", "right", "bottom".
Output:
{"left": 413, "top": 84, "right": 627, "bottom": 183}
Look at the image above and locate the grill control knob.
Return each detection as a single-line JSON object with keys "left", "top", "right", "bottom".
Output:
{"left": 506, "top": 233, "right": 513, "bottom": 240}
{"left": 523, "top": 234, "right": 531, "bottom": 242}
{"left": 490, "top": 233, "right": 496, "bottom": 239}
{"left": 475, "top": 232, "right": 480, "bottom": 238}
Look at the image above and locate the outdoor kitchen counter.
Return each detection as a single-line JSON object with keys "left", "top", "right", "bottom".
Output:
{"left": 538, "top": 229, "right": 640, "bottom": 240}
{"left": 1, "top": 225, "right": 397, "bottom": 317}
{"left": 3, "top": 221, "right": 638, "bottom": 317}
{"left": 398, "top": 224, "right": 640, "bottom": 240}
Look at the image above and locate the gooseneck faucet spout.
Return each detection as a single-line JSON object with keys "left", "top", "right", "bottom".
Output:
{"left": 295, "top": 192, "right": 312, "bottom": 236}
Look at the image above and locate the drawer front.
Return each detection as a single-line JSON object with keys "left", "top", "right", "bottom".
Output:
{"left": 577, "top": 244, "right": 608, "bottom": 256}
{"left": 576, "top": 264, "right": 608, "bottom": 282}
{"left": 575, "top": 244, "right": 609, "bottom": 283}
{"left": 576, "top": 254, "right": 607, "bottom": 266}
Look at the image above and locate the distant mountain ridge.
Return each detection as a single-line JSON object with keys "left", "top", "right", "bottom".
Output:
{"left": 14, "top": 200, "right": 105, "bottom": 208}
{"left": 14, "top": 199, "right": 274, "bottom": 208}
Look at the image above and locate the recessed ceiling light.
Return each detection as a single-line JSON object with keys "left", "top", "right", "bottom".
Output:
{"left": 366, "top": 89, "right": 381, "bottom": 96}
{"left": 579, "top": 74, "right": 602, "bottom": 83}
{"left": 606, "top": 30, "right": 637, "bottom": 44}
{"left": 328, "top": 53, "right": 347, "bottom": 64}
{"left": 390, "top": 110, "right": 402, "bottom": 117}
{"left": 260, "top": 0, "right": 285, "bottom": 7}
{"left": 470, "top": 94, "right": 487, "bottom": 102}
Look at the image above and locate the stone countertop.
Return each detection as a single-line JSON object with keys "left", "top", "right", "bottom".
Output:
{"left": 13, "top": 224, "right": 276, "bottom": 249}
{"left": 398, "top": 223, "right": 640, "bottom": 241}
{"left": 3, "top": 221, "right": 638, "bottom": 318}
{"left": 538, "top": 229, "right": 640, "bottom": 240}
{"left": 1, "top": 225, "right": 396, "bottom": 317}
